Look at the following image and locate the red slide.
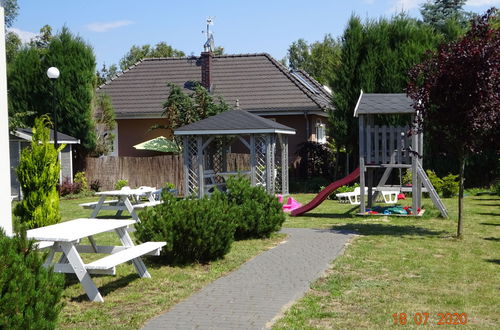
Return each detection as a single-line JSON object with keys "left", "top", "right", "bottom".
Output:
{"left": 291, "top": 167, "right": 360, "bottom": 216}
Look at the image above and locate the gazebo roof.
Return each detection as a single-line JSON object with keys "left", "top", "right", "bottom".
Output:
{"left": 353, "top": 92, "right": 415, "bottom": 117}
{"left": 174, "top": 110, "right": 296, "bottom": 135}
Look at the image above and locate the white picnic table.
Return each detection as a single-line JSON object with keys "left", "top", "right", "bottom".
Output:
{"left": 27, "top": 218, "right": 166, "bottom": 302}
{"left": 81, "top": 187, "right": 160, "bottom": 221}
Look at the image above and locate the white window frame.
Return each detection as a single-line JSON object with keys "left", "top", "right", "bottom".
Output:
{"left": 315, "top": 121, "right": 326, "bottom": 144}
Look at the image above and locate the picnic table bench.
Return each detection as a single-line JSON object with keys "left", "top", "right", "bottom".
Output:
{"left": 27, "top": 218, "right": 166, "bottom": 302}
{"left": 80, "top": 187, "right": 162, "bottom": 221}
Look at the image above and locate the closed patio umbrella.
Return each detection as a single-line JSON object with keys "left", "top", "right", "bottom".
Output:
{"left": 133, "top": 136, "right": 180, "bottom": 153}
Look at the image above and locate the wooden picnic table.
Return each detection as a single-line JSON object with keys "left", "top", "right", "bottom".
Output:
{"left": 27, "top": 218, "right": 166, "bottom": 302}
{"left": 80, "top": 187, "right": 160, "bottom": 221}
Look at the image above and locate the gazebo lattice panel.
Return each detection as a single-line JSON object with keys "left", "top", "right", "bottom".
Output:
{"left": 255, "top": 135, "right": 267, "bottom": 187}
{"left": 184, "top": 136, "right": 199, "bottom": 196}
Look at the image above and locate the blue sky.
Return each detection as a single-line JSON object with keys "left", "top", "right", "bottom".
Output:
{"left": 9, "top": 0, "right": 499, "bottom": 70}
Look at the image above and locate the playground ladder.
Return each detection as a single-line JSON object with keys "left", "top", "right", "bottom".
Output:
{"left": 416, "top": 161, "right": 448, "bottom": 218}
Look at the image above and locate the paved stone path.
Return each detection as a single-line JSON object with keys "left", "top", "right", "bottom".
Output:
{"left": 143, "top": 228, "right": 353, "bottom": 330}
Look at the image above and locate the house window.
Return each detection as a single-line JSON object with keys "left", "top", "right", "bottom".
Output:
{"left": 315, "top": 122, "right": 326, "bottom": 144}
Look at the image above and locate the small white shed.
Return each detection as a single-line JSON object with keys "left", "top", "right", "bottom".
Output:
{"left": 10, "top": 128, "right": 80, "bottom": 199}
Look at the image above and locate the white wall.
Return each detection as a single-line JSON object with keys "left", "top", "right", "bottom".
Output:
{"left": 0, "top": 7, "right": 13, "bottom": 236}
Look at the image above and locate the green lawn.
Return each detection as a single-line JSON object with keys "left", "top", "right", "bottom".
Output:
{"left": 40, "top": 193, "right": 499, "bottom": 328}
{"left": 55, "top": 197, "right": 285, "bottom": 329}
{"left": 273, "top": 194, "right": 499, "bottom": 329}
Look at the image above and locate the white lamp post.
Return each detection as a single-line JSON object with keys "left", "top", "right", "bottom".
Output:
{"left": 47, "top": 67, "right": 60, "bottom": 148}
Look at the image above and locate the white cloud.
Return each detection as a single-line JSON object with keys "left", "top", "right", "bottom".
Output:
{"left": 6, "top": 27, "right": 37, "bottom": 43}
{"left": 85, "top": 20, "right": 134, "bottom": 32}
{"left": 467, "top": 0, "right": 500, "bottom": 6}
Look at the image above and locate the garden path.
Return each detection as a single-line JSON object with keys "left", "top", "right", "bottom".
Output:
{"left": 143, "top": 228, "right": 353, "bottom": 330}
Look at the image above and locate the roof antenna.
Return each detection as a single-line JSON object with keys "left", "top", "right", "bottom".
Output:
{"left": 202, "top": 17, "right": 215, "bottom": 52}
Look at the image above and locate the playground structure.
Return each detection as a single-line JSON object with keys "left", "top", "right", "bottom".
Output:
{"left": 355, "top": 92, "right": 448, "bottom": 217}
{"left": 292, "top": 92, "right": 447, "bottom": 218}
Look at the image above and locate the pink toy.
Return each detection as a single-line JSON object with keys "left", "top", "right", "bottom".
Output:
{"left": 282, "top": 197, "right": 302, "bottom": 213}
{"left": 276, "top": 194, "right": 284, "bottom": 204}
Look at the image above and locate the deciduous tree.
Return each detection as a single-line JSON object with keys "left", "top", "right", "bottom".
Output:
{"left": 161, "top": 82, "right": 229, "bottom": 134}
{"left": 407, "top": 9, "right": 499, "bottom": 238}
{"left": 285, "top": 34, "right": 341, "bottom": 85}
{"left": 119, "top": 42, "right": 185, "bottom": 71}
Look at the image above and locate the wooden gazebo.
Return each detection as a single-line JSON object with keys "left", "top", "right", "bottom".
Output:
{"left": 174, "top": 110, "right": 295, "bottom": 198}
{"left": 354, "top": 91, "right": 447, "bottom": 217}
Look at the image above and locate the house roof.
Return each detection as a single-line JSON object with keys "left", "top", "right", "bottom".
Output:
{"left": 11, "top": 128, "right": 80, "bottom": 144}
{"left": 174, "top": 110, "right": 296, "bottom": 135}
{"left": 98, "top": 53, "right": 332, "bottom": 119}
{"left": 354, "top": 92, "right": 415, "bottom": 117}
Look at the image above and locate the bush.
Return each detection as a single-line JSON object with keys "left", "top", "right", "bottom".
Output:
{"left": 74, "top": 171, "right": 89, "bottom": 191}
{"left": 426, "top": 170, "right": 443, "bottom": 195}
{"left": 441, "top": 173, "right": 459, "bottom": 198}
{"left": 14, "top": 116, "right": 61, "bottom": 229}
{"left": 402, "top": 169, "right": 412, "bottom": 185}
{"left": 90, "top": 179, "right": 101, "bottom": 192}
{"left": 329, "top": 183, "right": 360, "bottom": 200}
{"left": 114, "top": 179, "right": 128, "bottom": 190}
{"left": 135, "top": 192, "right": 236, "bottom": 264}
{"left": 59, "top": 178, "right": 83, "bottom": 196}
{"left": 225, "top": 176, "right": 285, "bottom": 239}
{"left": 0, "top": 230, "right": 64, "bottom": 328}
{"left": 495, "top": 181, "right": 500, "bottom": 196}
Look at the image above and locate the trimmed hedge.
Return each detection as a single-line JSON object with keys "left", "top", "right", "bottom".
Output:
{"left": 135, "top": 192, "right": 236, "bottom": 264}
{"left": 225, "top": 176, "right": 285, "bottom": 239}
{"left": 0, "top": 230, "right": 64, "bottom": 329}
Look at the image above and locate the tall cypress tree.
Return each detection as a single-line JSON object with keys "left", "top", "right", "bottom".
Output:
{"left": 14, "top": 116, "right": 62, "bottom": 229}
{"left": 8, "top": 26, "right": 97, "bottom": 151}
{"left": 330, "top": 15, "right": 441, "bottom": 171}
{"left": 44, "top": 27, "right": 96, "bottom": 150}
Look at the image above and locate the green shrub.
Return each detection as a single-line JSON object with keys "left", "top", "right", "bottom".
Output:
{"left": 114, "top": 179, "right": 129, "bottom": 190}
{"left": 441, "top": 173, "right": 459, "bottom": 198}
{"left": 135, "top": 192, "right": 236, "bottom": 264}
{"left": 0, "top": 230, "right": 64, "bottom": 328}
{"left": 495, "top": 181, "right": 500, "bottom": 196}
{"left": 225, "top": 176, "right": 285, "bottom": 239}
{"left": 14, "top": 116, "right": 62, "bottom": 229}
{"left": 402, "top": 169, "right": 412, "bottom": 185}
{"left": 426, "top": 170, "right": 443, "bottom": 195}
{"left": 74, "top": 171, "right": 89, "bottom": 191}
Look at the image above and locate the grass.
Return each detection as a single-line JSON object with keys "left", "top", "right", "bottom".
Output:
{"left": 53, "top": 197, "right": 285, "bottom": 329}
{"left": 273, "top": 194, "right": 500, "bottom": 329}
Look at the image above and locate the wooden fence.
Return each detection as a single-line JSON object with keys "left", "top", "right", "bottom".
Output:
{"left": 84, "top": 153, "right": 250, "bottom": 194}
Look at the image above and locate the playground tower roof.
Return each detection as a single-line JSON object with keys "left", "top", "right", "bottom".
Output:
{"left": 354, "top": 91, "right": 415, "bottom": 117}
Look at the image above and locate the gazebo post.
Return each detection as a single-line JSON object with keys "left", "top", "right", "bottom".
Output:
{"left": 265, "top": 134, "right": 274, "bottom": 195}
{"left": 281, "top": 134, "right": 289, "bottom": 195}
{"left": 250, "top": 134, "right": 256, "bottom": 186}
{"left": 196, "top": 136, "right": 204, "bottom": 198}
{"left": 182, "top": 136, "right": 190, "bottom": 196}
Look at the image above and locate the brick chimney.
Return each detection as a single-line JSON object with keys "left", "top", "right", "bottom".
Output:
{"left": 201, "top": 51, "right": 213, "bottom": 91}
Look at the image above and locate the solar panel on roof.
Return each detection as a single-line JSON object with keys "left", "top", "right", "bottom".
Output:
{"left": 290, "top": 71, "right": 319, "bottom": 94}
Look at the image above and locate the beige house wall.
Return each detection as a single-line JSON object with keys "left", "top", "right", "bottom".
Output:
{"left": 116, "top": 114, "right": 328, "bottom": 157}
{"left": 117, "top": 118, "right": 170, "bottom": 157}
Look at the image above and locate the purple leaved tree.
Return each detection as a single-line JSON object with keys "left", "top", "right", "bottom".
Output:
{"left": 407, "top": 8, "right": 500, "bottom": 238}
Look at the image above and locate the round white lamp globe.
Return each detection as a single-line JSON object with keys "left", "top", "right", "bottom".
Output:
{"left": 47, "top": 67, "right": 60, "bottom": 79}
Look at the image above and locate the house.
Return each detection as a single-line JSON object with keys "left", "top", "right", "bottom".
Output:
{"left": 97, "top": 52, "right": 332, "bottom": 158}
{"left": 10, "top": 128, "right": 80, "bottom": 199}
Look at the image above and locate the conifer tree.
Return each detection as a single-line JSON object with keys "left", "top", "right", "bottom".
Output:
{"left": 14, "top": 116, "right": 62, "bottom": 229}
